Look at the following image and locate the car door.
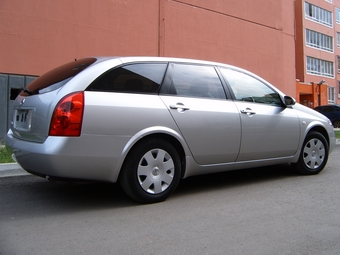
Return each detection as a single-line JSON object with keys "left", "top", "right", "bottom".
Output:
{"left": 160, "top": 63, "right": 241, "bottom": 165}
{"left": 219, "top": 67, "right": 300, "bottom": 162}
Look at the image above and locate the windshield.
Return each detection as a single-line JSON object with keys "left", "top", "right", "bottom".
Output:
{"left": 20, "top": 58, "right": 97, "bottom": 96}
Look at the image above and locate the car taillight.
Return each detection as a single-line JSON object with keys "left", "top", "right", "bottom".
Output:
{"left": 49, "top": 92, "right": 84, "bottom": 136}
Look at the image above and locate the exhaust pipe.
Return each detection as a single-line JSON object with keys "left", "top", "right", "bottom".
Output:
{"left": 11, "top": 153, "right": 17, "bottom": 163}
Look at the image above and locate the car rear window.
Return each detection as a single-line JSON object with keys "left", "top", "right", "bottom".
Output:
{"left": 86, "top": 63, "right": 167, "bottom": 94}
{"left": 20, "top": 58, "right": 97, "bottom": 96}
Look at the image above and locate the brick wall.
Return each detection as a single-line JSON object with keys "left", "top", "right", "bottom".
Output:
{"left": 0, "top": 74, "right": 36, "bottom": 142}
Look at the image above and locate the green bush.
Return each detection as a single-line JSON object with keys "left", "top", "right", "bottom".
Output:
{"left": 335, "top": 130, "right": 340, "bottom": 139}
{"left": 0, "top": 144, "right": 14, "bottom": 163}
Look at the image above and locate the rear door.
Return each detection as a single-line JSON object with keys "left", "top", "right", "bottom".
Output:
{"left": 160, "top": 63, "right": 241, "bottom": 165}
{"left": 219, "top": 68, "right": 300, "bottom": 161}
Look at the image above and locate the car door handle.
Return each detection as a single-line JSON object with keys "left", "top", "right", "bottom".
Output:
{"left": 241, "top": 108, "right": 256, "bottom": 116}
{"left": 170, "top": 103, "right": 190, "bottom": 111}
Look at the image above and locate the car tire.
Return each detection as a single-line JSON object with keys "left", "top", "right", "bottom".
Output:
{"left": 332, "top": 120, "right": 340, "bottom": 128}
{"left": 119, "top": 138, "right": 182, "bottom": 203}
{"left": 293, "top": 131, "right": 329, "bottom": 175}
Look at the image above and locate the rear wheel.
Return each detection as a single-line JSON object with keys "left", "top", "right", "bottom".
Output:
{"left": 293, "top": 131, "right": 328, "bottom": 175}
{"left": 120, "top": 138, "right": 181, "bottom": 203}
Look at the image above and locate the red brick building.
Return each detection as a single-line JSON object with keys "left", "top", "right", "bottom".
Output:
{"left": 295, "top": 0, "right": 340, "bottom": 107}
{"left": 0, "top": 0, "right": 296, "bottom": 140}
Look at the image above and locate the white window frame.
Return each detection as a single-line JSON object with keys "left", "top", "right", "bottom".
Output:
{"left": 306, "top": 56, "right": 334, "bottom": 78}
{"left": 328, "top": 86, "right": 335, "bottom": 103}
{"left": 325, "top": 0, "right": 332, "bottom": 3}
{"left": 305, "top": 2, "right": 333, "bottom": 27}
{"left": 305, "top": 29, "right": 333, "bottom": 52}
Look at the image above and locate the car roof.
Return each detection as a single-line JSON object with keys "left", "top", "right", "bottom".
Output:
{"left": 93, "top": 56, "right": 243, "bottom": 70}
{"left": 92, "top": 55, "right": 277, "bottom": 89}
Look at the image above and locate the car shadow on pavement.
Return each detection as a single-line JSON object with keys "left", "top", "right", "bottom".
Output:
{"left": 173, "top": 163, "right": 298, "bottom": 198}
{"left": 0, "top": 175, "right": 133, "bottom": 219}
{"left": 1, "top": 163, "right": 299, "bottom": 216}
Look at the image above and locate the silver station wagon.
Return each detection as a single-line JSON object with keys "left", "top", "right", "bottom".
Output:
{"left": 6, "top": 57, "right": 336, "bottom": 203}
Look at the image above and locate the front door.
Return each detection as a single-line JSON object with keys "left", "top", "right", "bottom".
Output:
{"left": 160, "top": 63, "right": 241, "bottom": 165}
{"left": 219, "top": 67, "right": 300, "bottom": 162}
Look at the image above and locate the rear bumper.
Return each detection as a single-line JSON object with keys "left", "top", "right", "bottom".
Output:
{"left": 5, "top": 130, "right": 123, "bottom": 182}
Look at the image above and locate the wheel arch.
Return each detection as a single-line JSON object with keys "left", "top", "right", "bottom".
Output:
{"left": 307, "top": 125, "right": 330, "bottom": 148}
{"left": 293, "top": 128, "right": 330, "bottom": 175}
{"left": 118, "top": 131, "right": 187, "bottom": 181}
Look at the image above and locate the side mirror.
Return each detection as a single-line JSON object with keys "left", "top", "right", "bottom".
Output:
{"left": 283, "top": 96, "right": 296, "bottom": 107}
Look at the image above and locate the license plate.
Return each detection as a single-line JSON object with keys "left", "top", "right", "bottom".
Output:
{"left": 14, "top": 109, "right": 32, "bottom": 131}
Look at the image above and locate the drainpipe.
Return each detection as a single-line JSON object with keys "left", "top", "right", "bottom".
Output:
{"left": 317, "top": 80, "right": 325, "bottom": 106}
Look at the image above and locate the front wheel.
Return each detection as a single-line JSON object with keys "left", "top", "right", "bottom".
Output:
{"left": 293, "top": 131, "right": 329, "bottom": 175}
{"left": 119, "top": 138, "right": 182, "bottom": 203}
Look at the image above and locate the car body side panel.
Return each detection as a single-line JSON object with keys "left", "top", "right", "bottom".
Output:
{"left": 160, "top": 95, "right": 241, "bottom": 165}
{"left": 183, "top": 153, "right": 299, "bottom": 178}
{"left": 80, "top": 92, "right": 189, "bottom": 181}
{"left": 234, "top": 102, "right": 300, "bottom": 161}
{"left": 293, "top": 103, "right": 336, "bottom": 154}
{"left": 82, "top": 92, "right": 180, "bottom": 136}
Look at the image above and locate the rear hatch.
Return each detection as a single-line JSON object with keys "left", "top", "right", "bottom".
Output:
{"left": 9, "top": 58, "right": 97, "bottom": 143}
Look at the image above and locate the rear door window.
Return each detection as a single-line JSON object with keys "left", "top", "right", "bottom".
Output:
{"left": 165, "top": 64, "right": 226, "bottom": 99}
{"left": 87, "top": 63, "right": 167, "bottom": 93}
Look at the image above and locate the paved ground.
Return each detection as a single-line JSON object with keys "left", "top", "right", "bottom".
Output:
{"left": 1, "top": 146, "right": 340, "bottom": 255}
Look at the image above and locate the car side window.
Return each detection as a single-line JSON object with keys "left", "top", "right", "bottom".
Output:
{"left": 87, "top": 63, "right": 167, "bottom": 93}
{"left": 220, "top": 68, "right": 282, "bottom": 106}
{"left": 169, "top": 64, "right": 226, "bottom": 99}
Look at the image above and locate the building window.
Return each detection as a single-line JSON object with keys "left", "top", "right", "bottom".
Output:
{"left": 328, "top": 86, "right": 335, "bottom": 103}
{"left": 306, "top": 56, "right": 334, "bottom": 77}
{"left": 305, "top": 29, "right": 333, "bottom": 52}
{"left": 337, "top": 32, "right": 340, "bottom": 47}
{"left": 337, "top": 8, "right": 340, "bottom": 24}
{"left": 305, "top": 2, "right": 333, "bottom": 27}
{"left": 338, "top": 81, "right": 340, "bottom": 99}
{"left": 325, "top": 0, "right": 332, "bottom": 3}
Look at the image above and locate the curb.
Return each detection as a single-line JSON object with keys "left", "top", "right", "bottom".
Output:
{"left": 0, "top": 163, "right": 30, "bottom": 177}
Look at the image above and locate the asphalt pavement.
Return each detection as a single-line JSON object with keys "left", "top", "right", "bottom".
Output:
{"left": 2, "top": 144, "right": 340, "bottom": 255}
